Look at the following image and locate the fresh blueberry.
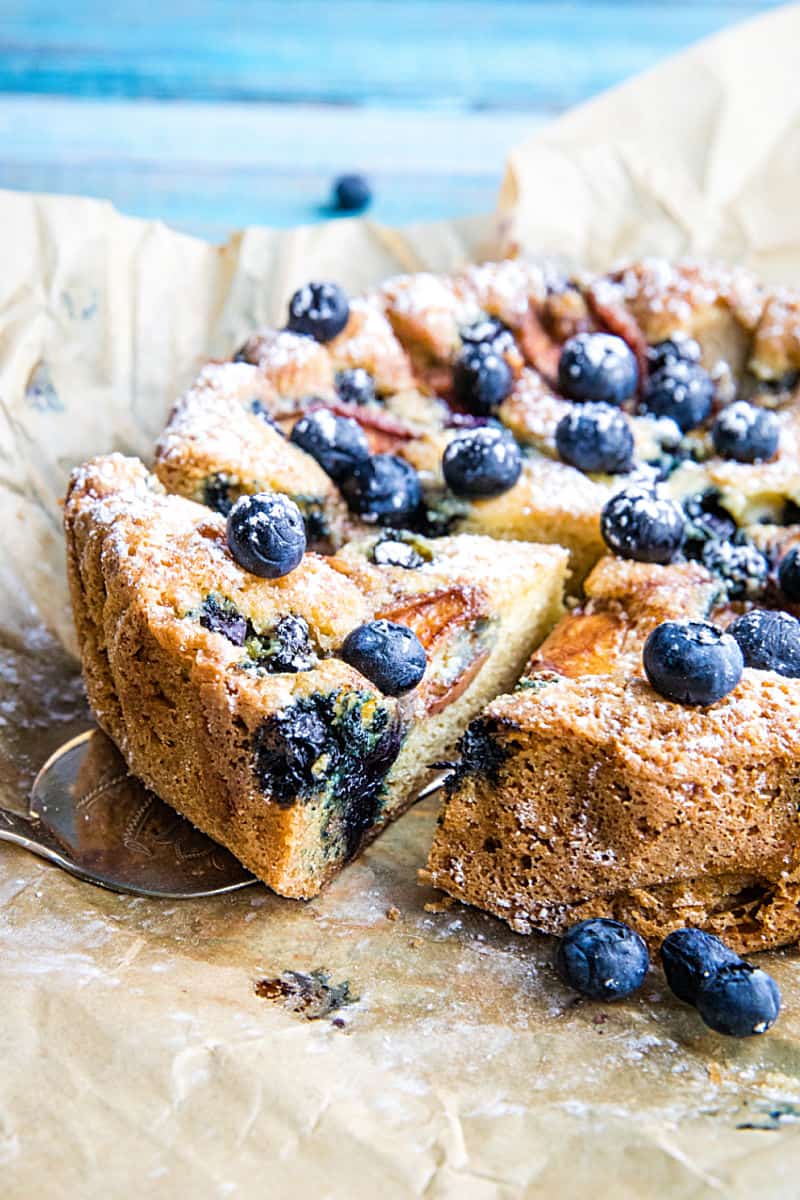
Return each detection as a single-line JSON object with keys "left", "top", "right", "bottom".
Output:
{"left": 702, "top": 538, "right": 768, "bottom": 600}
{"left": 682, "top": 492, "right": 737, "bottom": 558}
{"left": 289, "top": 408, "right": 370, "bottom": 483}
{"left": 600, "top": 486, "right": 685, "bottom": 563}
{"left": 661, "top": 928, "right": 741, "bottom": 1005}
{"left": 226, "top": 492, "right": 307, "bottom": 579}
{"left": 453, "top": 344, "right": 513, "bottom": 415}
{"left": 336, "top": 367, "right": 377, "bottom": 406}
{"left": 341, "top": 619, "right": 426, "bottom": 696}
{"left": 696, "top": 962, "right": 781, "bottom": 1037}
{"left": 341, "top": 454, "right": 422, "bottom": 526}
{"left": 778, "top": 547, "right": 800, "bottom": 602}
{"left": 643, "top": 620, "right": 743, "bottom": 706}
{"left": 558, "top": 333, "right": 638, "bottom": 405}
{"left": 728, "top": 609, "right": 800, "bottom": 677}
{"left": 555, "top": 918, "right": 649, "bottom": 1001}
{"left": 711, "top": 401, "right": 780, "bottom": 463}
{"left": 332, "top": 173, "right": 372, "bottom": 213}
{"left": 460, "top": 315, "right": 514, "bottom": 352}
{"left": 442, "top": 426, "right": 522, "bottom": 499}
{"left": 642, "top": 361, "right": 714, "bottom": 432}
{"left": 287, "top": 282, "right": 349, "bottom": 343}
{"left": 371, "top": 538, "right": 425, "bottom": 569}
{"left": 555, "top": 402, "right": 635, "bottom": 475}
{"left": 646, "top": 334, "right": 702, "bottom": 373}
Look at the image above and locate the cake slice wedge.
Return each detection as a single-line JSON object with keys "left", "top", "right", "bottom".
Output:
{"left": 424, "top": 556, "right": 800, "bottom": 953}
{"left": 65, "top": 454, "right": 567, "bottom": 898}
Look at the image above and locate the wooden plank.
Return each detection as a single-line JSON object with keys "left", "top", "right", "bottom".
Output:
{"left": 1, "top": 1, "right": 780, "bottom": 111}
{"left": 0, "top": 97, "right": 540, "bottom": 238}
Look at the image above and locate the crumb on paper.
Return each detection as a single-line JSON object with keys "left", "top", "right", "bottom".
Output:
{"left": 707, "top": 1062, "right": 723, "bottom": 1087}
{"left": 254, "top": 970, "right": 357, "bottom": 1020}
{"left": 386, "top": 905, "right": 401, "bottom": 921}
{"left": 424, "top": 895, "right": 455, "bottom": 914}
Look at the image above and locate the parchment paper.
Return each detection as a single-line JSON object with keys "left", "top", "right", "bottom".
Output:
{"left": 3, "top": 7, "right": 800, "bottom": 1197}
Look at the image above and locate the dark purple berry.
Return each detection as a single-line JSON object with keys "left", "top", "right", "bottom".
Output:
{"left": 643, "top": 620, "right": 743, "bottom": 706}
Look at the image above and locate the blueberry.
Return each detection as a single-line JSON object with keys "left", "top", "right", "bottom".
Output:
{"left": 642, "top": 361, "right": 714, "bottom": 432}
{"left": 778, "top": 547, "right": 800, "bottom": 601}
{"left": 661, "top": 928, "right": 741, "bottom": 1005}
{"left": 226, "top": 492, "right": 307, "bottom": 579}
{"left": 682, "top": 492, "right": 737, "bottom": 558}
{"left": 600, "top": 486, "right": 685, "bottom": 563}
{"left": 702, "top": 538, "right": 768, "bottom": 600}
{"left": 460, "top": 315, "right": 514, "bottom": 352}
{"left": 453, "top": 344, "right": 513, "bottom": 415}
{"left": 442, "top": 426, "right": 522, "bottom": 499}
{"left": 266, "top": 615, "right": 317, "bottom": 673}
{"left": 371, "top": 538, "right": 424, "bottom": 569}
{"left": 289, "top": 408, "right": 370, "bottom": 483}
{"left": 332, "top": 173, "right": 372, "bottom": 213}
{"left": 341, "top": 454, "right": 422, "bottom": 526}
{"left": 336, "top": 367, "right": 377, "bottom": 406}
{"left": 711, "top": 401, "right": 780, "bottom": 463}
{"left": 646, "top": 334, "right": 702, "bottom": 373}
{"left": 728, "top": 609, "right": 800, "bottom": 677}
{"left": 341, "top": 619, "right": 426, "bottom": 696}
{"left": 199, "top": 595, "right": 248, "bottom": 646}
{"left": 696, "top": 962, "right": 781, "bottom": 1037}
{"left": 558, "top": 333, "right": 638, "bottom": 405}
{"left": 555, "top": 402, "right": 634, "bottom": 475}
{"left": 555, "top": 918, "right": 649, "bottom": 1001}
{"left": 287, "top": 282, "right": 349, "bottom": 343}
{"left": 643, "top": 620, "right": 743, "bottom": 706}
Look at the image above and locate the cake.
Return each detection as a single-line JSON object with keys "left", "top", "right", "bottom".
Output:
{"left": 424, "top": 555, "right": 800, "bottom": 954}
{"left": 66, "top": 254, "right": 800, "bottom": 926}
{"left": 64, "top": 453, "right": 566, "bottom": 898}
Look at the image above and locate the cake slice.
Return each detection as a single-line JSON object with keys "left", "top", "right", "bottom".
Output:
{"left": 65, "top": 454, "right": 566, "bottom": 898}
{"left": 154, "top": 362, "right": 350, "bottom": 550}
{"left": 424, "top": 556, "right": 800, "bottom": 953}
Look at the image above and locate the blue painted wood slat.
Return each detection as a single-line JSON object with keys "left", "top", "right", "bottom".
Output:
{"left": 0, "top": 1, "right": 783, "bottom": 235}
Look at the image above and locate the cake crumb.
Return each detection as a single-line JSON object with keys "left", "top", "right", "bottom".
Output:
{"left": 424, "top": 896, "right": 455, "bottom": 913}
{"left": 386, "top": 905, "right": 401, "bottom": 921}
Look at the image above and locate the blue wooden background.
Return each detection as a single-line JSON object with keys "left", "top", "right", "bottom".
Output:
{"left": 0, "top": 1, "right": 783, "bottom": 240}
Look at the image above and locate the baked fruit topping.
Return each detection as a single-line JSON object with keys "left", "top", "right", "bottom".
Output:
{"left": 711, "top": 400, "right": 780, "bottom": 463}
{"left": 558, "top": 332, "right": 639, "bottom": 405}
{"left": 341, "top": 619, "right": 427, "bottom": 696}
{"left": 779, "top": 546, "right": 800, "bottom": 600}
{"left": 728, "top": 609, "right": 800, "bottom": 676}
{"left": 453, "top": 344, "right": 514, "bottom": 415}
{"left": 335, "top": 367, "right": 377, "bottom": 406}
{"left": 555, "top": 403, "right": 635, "bottom": 475}
{"left": 289, "top": 408, "right": 370, "bottom": 483}
{"left": 287, "top": 281, "right": 350, "bottom": 342}
{"left": 600, "top": 486, "right": 685, "bottom": 563}
{"left": 642, "top": 620, "right": 744, "bottom": 706}
{"left": 226, "top": 493, "right": 307, "bottom": 579}
{"left": 341, "top": 453, "right": 423, "bottom": 524}
{"left": 641, "top": 360, "right": 714, "bottom": 431}
{"left": 442, "top": 426, "right": 521, "bottom": 498}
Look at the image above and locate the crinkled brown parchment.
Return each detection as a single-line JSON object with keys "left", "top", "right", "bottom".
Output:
{"left": 3, "top": 7, "right": 800, "bottom": 1197}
